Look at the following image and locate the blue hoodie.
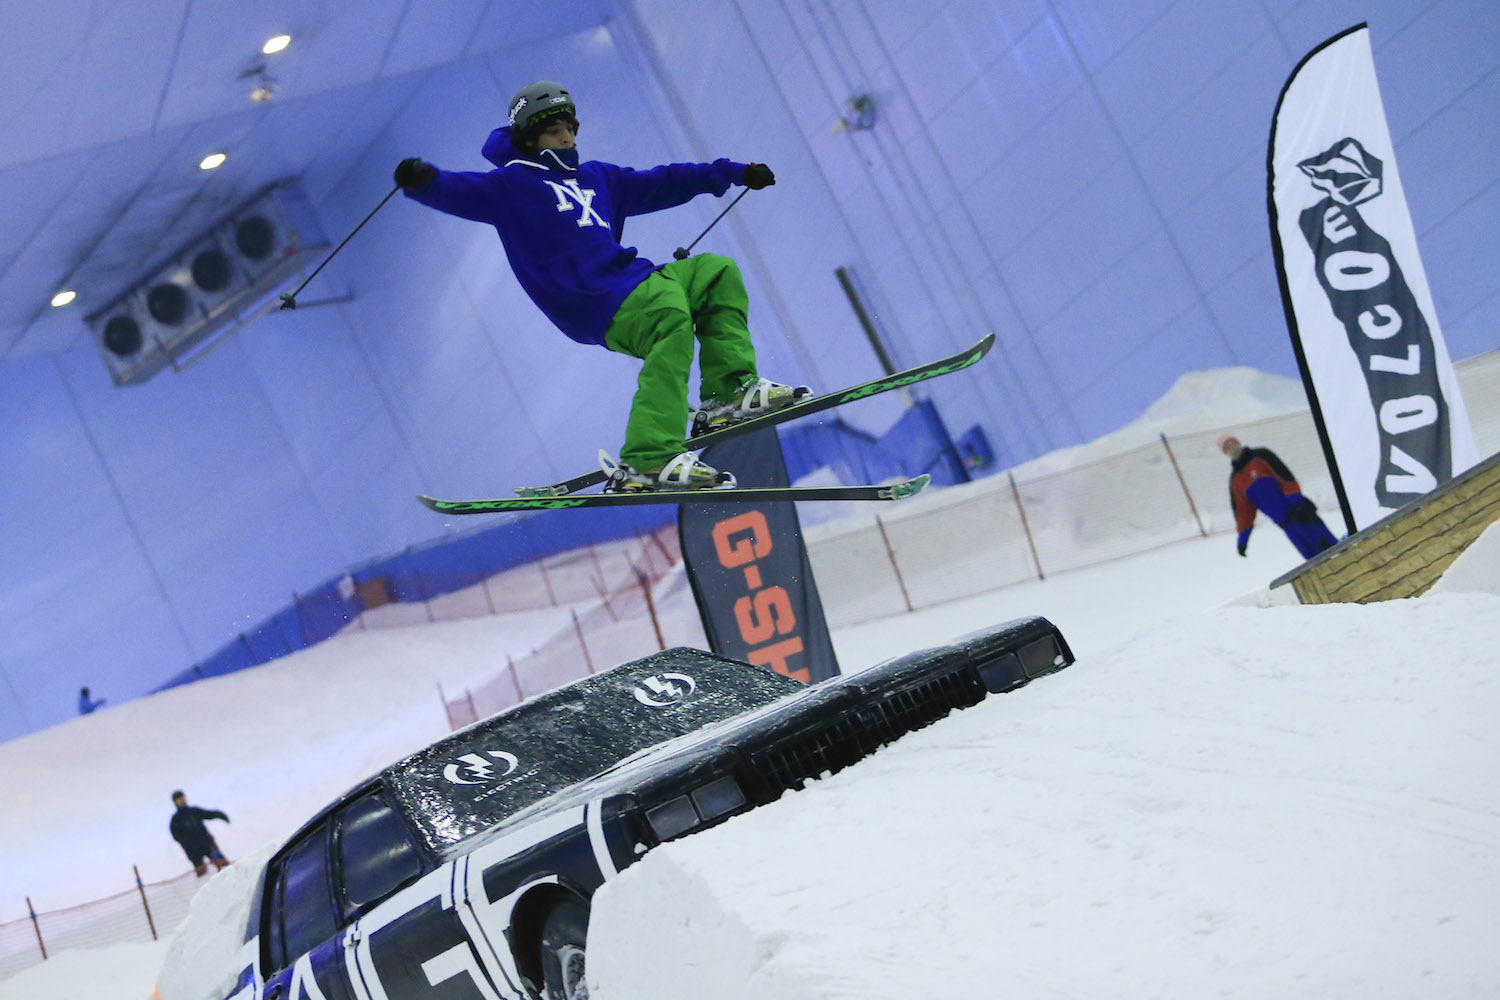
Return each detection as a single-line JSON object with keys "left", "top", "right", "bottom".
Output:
{"left": 405, "top": 126, "right": 748, "bottom": 346}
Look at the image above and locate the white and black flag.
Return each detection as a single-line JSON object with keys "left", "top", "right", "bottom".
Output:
{"left": 1269, "top": 23, "right": 1477, "bottom": 532}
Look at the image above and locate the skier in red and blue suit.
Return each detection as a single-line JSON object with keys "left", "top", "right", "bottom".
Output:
{"left": 1219, "top": 434, "right": 1339, "bottom": 560}
{"left": 392, "top": 81, "right": 805, "bottom": 494}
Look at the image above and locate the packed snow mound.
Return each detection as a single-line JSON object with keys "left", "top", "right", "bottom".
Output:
{"left": 586, "top": 593, "right": 1500, "bottom": 1000}
{"left": 1013, "top": 365, "right": 1309, "bottom": 477}
{"left": 156, "top": 841, "right": 276, "bottom": 1000}
{"left": 1138, "top": 365, "right": 1308, "bottom": 424}
{"left": 1426, "top": 519, "right": 1500, "bottom": 598}
{"left": 587, "top": 855, "right": 823, "bottom": 1000}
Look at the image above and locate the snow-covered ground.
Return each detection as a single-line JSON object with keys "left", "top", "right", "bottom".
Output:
{"left": 2, "top": 366, "right": 1497, "bottom": 999}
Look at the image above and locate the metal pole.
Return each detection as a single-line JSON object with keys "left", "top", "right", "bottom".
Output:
{"left": 673, "top": 188, "right": 750, "bottom": 260}
{"left": 1160, "top": 433, "right": 1208, "bottom": 537}
{"left": 1009, "top": 472, "right": 1045, "bottom": 580}
{"left": 874, "top": 515, "right": 914, "bottom": 613}
{"left": 134, "top": 865, "right": 159, "bottom": 941}
{"left": 834, "top": 266, "right": 898, "bottom": 377}
{"left": 279, "top": 185, "right": 400, "bottom": 310}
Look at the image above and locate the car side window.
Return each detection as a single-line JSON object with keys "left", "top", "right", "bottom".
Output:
{"left": 336, "top": 792, "right": 424, "bottom": 914}
{"left": 270, "top": 826, "right": 339, "bottom": 971}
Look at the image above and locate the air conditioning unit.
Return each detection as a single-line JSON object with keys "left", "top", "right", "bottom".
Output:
{"left": 85, "top": 180, "right": 330, "bottom": 386}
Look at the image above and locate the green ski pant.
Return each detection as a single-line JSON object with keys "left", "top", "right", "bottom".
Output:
{"left": 603, "top": 253, "right": 757, "bottom": 471}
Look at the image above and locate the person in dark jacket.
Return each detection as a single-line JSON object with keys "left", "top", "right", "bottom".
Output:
{"left": 393, "top": 80, "right": 807, "bottom": 493}
{"left": 1219, "top": 434, "right": 1339, "bottom": 560}
{"left": 169, "top": 790, "right": 231, "bottom": 876}
{"left": 77, "top": 687, "right": 105, "bottom": 715}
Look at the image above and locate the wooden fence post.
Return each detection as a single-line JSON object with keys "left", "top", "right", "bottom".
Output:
{"left": 536, "top": 551, "right": 558, "bottom": 607}
{"left": 572, "top": 609, "right": 595, "bottom": 673}
{"left": 1009, "top": 472, "right": 1045, "bottom": 580}
{"left": 874, "top": 515, "right": 914, "bottom": 613}
{"left": 477, "top": 558, "right": 497, "bottom": 615}
{"left": 26, "top": 896, "right": 46, "bottom": 960}
{"left": 637, "top": 569, "right": 666, "bottom": 650}
{"left": 134, "top": 865, "right": 159, "bottom": 941}
{"left": 1160, "top": 432, "right": 1208, "bottom": 537}
{"left": 508, "top": 655, "right": 523, "bottom": 702}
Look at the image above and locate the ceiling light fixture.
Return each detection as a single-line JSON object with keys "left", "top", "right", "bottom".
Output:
{"left": 263, "top": 34, "right": 291, "bottom": 55}
{"left": 200, "top": 153, "right": 227, "bottom": 171}
{"left": 51, "top": 290, "right": 76, "bottom": 308}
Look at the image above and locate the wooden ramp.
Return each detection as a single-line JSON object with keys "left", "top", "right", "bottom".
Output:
{"left": 1272, "top": 449, "right": 1500, "bottom": 604}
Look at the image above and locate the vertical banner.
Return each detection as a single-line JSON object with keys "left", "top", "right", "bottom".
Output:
{"left": 1269, "top": 23, "right": 1478, "bottom": 532}
{"left": 678, "top": 428, "right": 839, "bottom": 683}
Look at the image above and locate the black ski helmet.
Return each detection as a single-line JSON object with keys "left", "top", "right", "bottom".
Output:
{"left": 508, "top": 80, "right": 577, "bottom": 145}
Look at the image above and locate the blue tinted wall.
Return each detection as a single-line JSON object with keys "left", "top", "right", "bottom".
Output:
{"left": 630, "top": 0, "right": 1500, "bottom": 456}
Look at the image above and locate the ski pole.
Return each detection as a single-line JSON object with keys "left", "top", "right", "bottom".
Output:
{"left": 672, "top": 188, "right": 750, "bottom": 260}
{"left": 279, "top": 184, "right": 400, "bottom": 309}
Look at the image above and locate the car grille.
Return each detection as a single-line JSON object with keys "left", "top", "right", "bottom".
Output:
{"left": 750, "top": 669, "right": 985, "bottom": 794}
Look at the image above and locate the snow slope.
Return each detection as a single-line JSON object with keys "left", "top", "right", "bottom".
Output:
{"left": 2, "top": 363, "right": 1495, "bottom": 999}
{"left": 3, "top": 537, "right": 1495, "bottom": 1000}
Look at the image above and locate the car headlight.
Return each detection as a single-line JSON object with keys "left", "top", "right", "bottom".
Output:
{"left": 645, "top": 775, "right": 749, "bottom": 842}
{"left": 978, "top": 634, "right": 1065, "bottom": 692}
{"left": 645, "top": 796, "right": 698, "bottom": 841}
{"left": 691, "top": 774, "right": 747, "bottom": 820}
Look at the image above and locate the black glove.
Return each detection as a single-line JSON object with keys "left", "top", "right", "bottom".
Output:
{"left": 394, "top": 157, "right": 436, "bottom": 192}
{"left": 743, "top": 163, "right": 775, "bottom": 190}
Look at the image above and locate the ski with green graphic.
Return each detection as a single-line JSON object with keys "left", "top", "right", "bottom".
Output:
{"left": 419, "top": 475, "right": 930, "bottom": 515}
{"left": 513, "top": 333, "right": 995, "bottom": 499}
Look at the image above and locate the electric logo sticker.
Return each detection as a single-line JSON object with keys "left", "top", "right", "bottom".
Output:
{"left": 442, "top": 750, "right": 520, "bottom": 785}
{"left": 633, "top": 673, "right": 698, "bottom": 707}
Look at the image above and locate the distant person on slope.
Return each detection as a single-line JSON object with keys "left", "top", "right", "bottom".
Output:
{"left": 392, "top": 80, "right": 807, "bottom": 494}
{"left": 77, "top": 686, "right": 105, "bottom": 715}
{"left": 1219, "top": 434, "right": 1339, "bottom": 560}
{"left": 169, "top": 790, "right": 231, "bottom": 877}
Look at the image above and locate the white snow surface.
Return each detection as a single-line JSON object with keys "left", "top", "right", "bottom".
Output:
{"left": 1, "top": 365, "right": 1496, "bottom": 1000}
{"left": 590, "top": 591, "right": 1500, "bottom": 1000}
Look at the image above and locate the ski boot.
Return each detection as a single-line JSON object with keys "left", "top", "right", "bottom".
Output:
{"left": 601, "top": 450, "right": 737, "bottom": 493}
{"left": 691, "top": 376, "right": 811, "bottom": 437}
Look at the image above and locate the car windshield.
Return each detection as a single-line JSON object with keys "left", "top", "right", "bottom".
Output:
{"left": 385, "top": 648, "right": 802, "bottom": 851}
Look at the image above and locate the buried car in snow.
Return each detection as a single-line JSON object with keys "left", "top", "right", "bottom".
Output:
{"left": 219, "top": 617, "right": 1072, "bottom": 1000}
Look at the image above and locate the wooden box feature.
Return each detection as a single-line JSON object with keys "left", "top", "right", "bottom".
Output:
{"left": 1271, "top": 449, "right": 1500, "bottom": 605}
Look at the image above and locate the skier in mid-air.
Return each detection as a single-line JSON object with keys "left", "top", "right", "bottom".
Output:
{"left": 394, "top": 80, "right": 806, "bottom": 493}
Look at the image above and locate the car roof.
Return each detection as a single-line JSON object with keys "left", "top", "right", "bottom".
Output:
{"left": 382, "top": 647, "right": 801, "bottom": 851}
{"left": 275, "top": 647, "right": 798, "bottom": 855}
